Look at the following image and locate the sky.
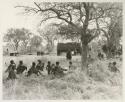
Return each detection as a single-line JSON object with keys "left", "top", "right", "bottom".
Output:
{"left": 0, "top": 0, "right": 116, "bottom": 47}
{"left": 0, "top": 0, "right": 101, "bottom": 35}
{"left": 0, "top": 0, "right": 42, "bottom": 35}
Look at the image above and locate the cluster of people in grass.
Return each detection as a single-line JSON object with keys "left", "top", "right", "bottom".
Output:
{"left": 5, "top": 59, "right": 76, "bottom": 80}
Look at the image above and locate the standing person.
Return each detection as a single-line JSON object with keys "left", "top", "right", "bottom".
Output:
{"left": 66, "top": 50, "right": 72, "bottom": 60}
{"left": 46, "top": 61, "right": 52, "bottom": 75}
{"left": 5, "top": 60, "right": 17, "bottom": 80}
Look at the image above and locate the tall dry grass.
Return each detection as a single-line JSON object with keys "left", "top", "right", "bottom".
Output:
{"left": 3, "top": 55, "right": 122, "bottom": 100}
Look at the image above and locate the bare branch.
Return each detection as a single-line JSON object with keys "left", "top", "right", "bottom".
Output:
{"left": 15, "top": 5, "right": 39, "bottom": 13}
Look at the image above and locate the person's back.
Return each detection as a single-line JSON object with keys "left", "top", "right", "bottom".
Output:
{"left": 111, "top": 62, "right": 119, "bottom": 73}
{"left": 27, "top": 62, "right": 36, "bottom": 76}
{"left": 17, "top": 61, "right": 27, "bottom": 74}
{"left": 36, "top": 60, "right": 42, "bottom": 71}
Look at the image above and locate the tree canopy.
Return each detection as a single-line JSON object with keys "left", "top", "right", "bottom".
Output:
{"left": 16, "top": 2, "right": 122, "bottom": 71}
{"left": 4, "top": 28, "right": 32, "bottom": 51}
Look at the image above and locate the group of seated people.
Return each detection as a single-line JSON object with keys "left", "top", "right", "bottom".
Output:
{"left": 108, "top": 61, "right": 120, "bottom": 73}
{"left": 5, "top": 60, "right": 74, "bottom": 80}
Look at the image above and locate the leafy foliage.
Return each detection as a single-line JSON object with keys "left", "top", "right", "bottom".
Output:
{"left": 30, "top": 35, "right": 42, "bottom": 49}
{"left": 4, "top": 28, "right": 32, "bottom": 51}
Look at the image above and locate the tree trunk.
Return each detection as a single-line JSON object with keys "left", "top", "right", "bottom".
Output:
{"left": 81, "top": 42, "right": 88, "bottom": 72}
{"left": 15, "top": 43, "right": 18, "bottom": 52}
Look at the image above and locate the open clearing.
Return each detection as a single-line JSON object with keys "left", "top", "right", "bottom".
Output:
{"left": 3, "top": 55, "right": 122, "bottom": 100}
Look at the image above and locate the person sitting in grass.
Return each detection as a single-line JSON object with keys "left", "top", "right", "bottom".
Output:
{"left": 46, "top": 61, "right": 52, "bottom": 75}
{"left": 111, "top": 62, "right": 120, "bottom": 73}
{"left": 16, "top": 60, "right": 27, "bottom": 74}
{"left": 69, "top": 61, "right": 76, "bottom": 71}
{"left": 108, "top": 62, "right": 112, "bottom": 71}
{"left": 36, "top": 60, "right": 43, "bottom": 71}
{"left": 55, "top": 62, "right": 67, "bottom": 76}
{"left": 27, "top": 62, "right": 42, "bottom": 77}
{"left": 42, "top": 62, "right": 45, "bottom": 71}
{"left": 5, "top": 60, "right": 17, "bottom": 80}
{"left": 51, "top": 64, "right": 55, "bottom": 75}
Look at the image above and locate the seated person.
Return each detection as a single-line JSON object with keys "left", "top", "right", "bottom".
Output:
{"left": 27, "top": 62, "right": 42, "bottom": 77}
{"left": 36, "top": 60, "right": 44, "bottom": 71}
{"left": 51, "top": 64, "right": 55, "bottom": 74}
{"left": 69, "top": 61, "right": 76, "bottom": 71}
{"left": 110, "top": 62, "right": 120, "bottom": 73}
{"left": 46, "top": 61, "right": 52, "bottom": 75}
{"left": 55, "top": 62, "right": 67, "bottom": 75}
{"left": 108, "top": 62, "right": 112, "bottom": 71}
{"left": 42, "top": 63, "right": 45, "bottom": 71}
{"left": 98, "top": 52, "right": 104, "bottom": 60}
{"left": 16, "top": 60, "right": 27, "bottom": 74}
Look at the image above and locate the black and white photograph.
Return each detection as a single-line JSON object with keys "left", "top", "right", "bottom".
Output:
{"left": 1, "top": 0, "right": 123, "bottom": 100}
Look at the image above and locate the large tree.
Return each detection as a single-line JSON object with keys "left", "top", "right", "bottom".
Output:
{"left": 4, "top": 28, "right": 32, "bottom": 52}
{"left": 16, "top": 2, "right": 122, "bottom": 72}
{"left": 57, "top": 24, "right": 81, "bottom": 42}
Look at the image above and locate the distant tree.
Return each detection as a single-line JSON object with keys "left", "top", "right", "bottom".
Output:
{"left": 37, "top": 24, "right": 58, "bottom": 52}
{"left": 4, "top": 28, "right": 32, "bottom": 52}
{"left": 98, "top": 5, "right": 122, "bottom": 57}
{"left": 21, "top": 28, "right": 32, "bottom": 53}
{"left": 30, "top": 35, "right": 42, "bottom": 50}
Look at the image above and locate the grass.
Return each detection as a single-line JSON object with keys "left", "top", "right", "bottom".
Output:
{"left": 2, "top": 55, "right": 122, "bottom": 100}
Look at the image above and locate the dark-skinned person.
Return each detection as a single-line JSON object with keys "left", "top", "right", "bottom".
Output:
{"left": 46, "top": 61, "right": 52, "bottom": 75}
{"left": 5, "top": 60, "right": 17, "bottom": 80}
{"left": 111, "top": 62, "right": 120, "bottom": 73}
{"left": 16, "top": 60, "right": 27, "bottom": 74}
{"left": 27, "top": 62, "right": 42, "bottom": 77}
{"left": 36, "top": 60, "right": 43, "bottom": 71}
{"left": 66, "top": 50, "right": 72, "bottom": 60}
{"left": 55, "top": 61, "right": 67, "bottom": 76}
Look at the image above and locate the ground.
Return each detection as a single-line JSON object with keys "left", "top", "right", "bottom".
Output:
{"left": 2, "top": 55, "right": 122, "bottom": 100}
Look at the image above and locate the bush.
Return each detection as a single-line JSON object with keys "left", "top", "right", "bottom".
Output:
{"left": 88, "top": 60, "right": 111, "bottom": 82}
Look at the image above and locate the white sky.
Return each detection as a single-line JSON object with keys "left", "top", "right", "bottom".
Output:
{"left": 0, "top": 0, "right": 42, "bottom": 35}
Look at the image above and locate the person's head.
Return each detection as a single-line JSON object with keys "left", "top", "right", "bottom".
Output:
{"left": 38, "top": 60, "right": 41, "bottom": 63}
{"left": 48, "top": 61, "right": 51, "bottom": 64}
{"left": 56, "top": 61, "right": 59, "bottom": 65}
{"left": 19, "top": 60, "right": 23, "bottom": 65}
{"left": 32, "top": 62, "right": 36, "bottom": 66}
{"left": 69, "top": 61, "right": 72, "bottom": 65}
{"left": 10, "top": 60, "right": 14, "bottom": 64}
{"left": 113, "top": 61, "right": 116, "bottom": 65}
